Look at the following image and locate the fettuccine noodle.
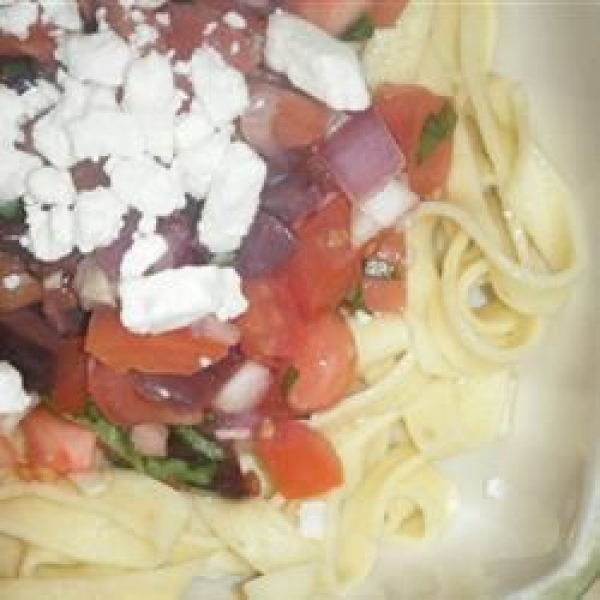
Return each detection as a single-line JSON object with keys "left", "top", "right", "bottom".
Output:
{"left": 0, "top": 1, "right": 582, "bottom": 598}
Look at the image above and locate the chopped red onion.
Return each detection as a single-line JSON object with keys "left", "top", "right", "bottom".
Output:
{"left": 73, "top": 257, "right": 117, "bottom": 310}
{"left": 214, "top": 361, "right": 272, "bottom": 414}
{"left": 261, "top": 169, "right": 327, "bottom": 225}
{"left": 317, "top": 109, "right": 404, "bottom": 203}
{"left": 236, "top": 210, "right": 296, "bottom": 278}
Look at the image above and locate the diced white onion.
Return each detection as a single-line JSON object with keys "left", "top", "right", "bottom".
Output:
{"left": 214, "top": 361, "right": 272, "bottom": 414}
{"left": 130, "top": 422, "right": 169, "bottom": 457}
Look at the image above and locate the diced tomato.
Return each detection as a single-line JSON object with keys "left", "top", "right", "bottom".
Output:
{"left": 0, "top": 435, "right": 19, "bottom": 468}
{"left": 361, "top": 228, "right": 406, "bottom": 313}
{"left": 236, "top": 274, "right": 305, "bottom": 364}
{"left": 51, "top": 338, "right": 88, "bottom": 416}
{"left": 0, "top": 23, "right": 56, "bottom": 63}
{"left": 285, "top": 313, "right": 356, "bottom": 414}
{"left": 286, "top": 195, "right": 361, "bottom": 318}
{"left": 85, "top": 308, "right": 230, "bottom": 376}
{"left": 21, "top": 407, "right": 96, "bottom": 473}
{"left": 255, "top": 419, "right": 343, "bottom": 499}
{"left": 165, "top": 3, "right": 262, "bottom": 72}
{"left": 87, "top": 359, "right": 206, "bottom": 426}
{"left": 284, "top": 0, "right": 374, "bottom": 36}
{"left": 369, "top": 0, "right": 409, "bottom": 27}
{"left": 374, "top": 84, "right": 454, "bottom": 197}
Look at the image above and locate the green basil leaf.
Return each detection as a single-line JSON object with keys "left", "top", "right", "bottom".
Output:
{"left": 342, "top": 14, "right": 375, "bottom": 42}
{"left": 172, "top": 425, "right": 225, "bottom": 462}
{"left": 0, "top": 199, "right": 25, "bottom": 221}
{"left": 344, "top": 284, "right": 372, "bottom": 314}
{"left": 417, "top": 101, "right": 458, "bottom": 164}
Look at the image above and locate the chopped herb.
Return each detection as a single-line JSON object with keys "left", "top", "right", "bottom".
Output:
{"left": 78, "top": 403, "right": 220, "bottom": 489}
{"left": 363, "top": 257, "right": 402, "bottom": 280}
{"left": 0, "top": 199, "right": 25, "bottom": 221}
{"left": 211, "top": 250, "right": 238, "bottom": 267}
{"left": 281, "top": 365, "right": 300, "bottom": 397}
{"left": 341, "top": 14, "right": 375, "bottom": 42}
{"left": 172, "top": 425, "right": 225, "bottom": 462}
{"left": 344, "top": 284, "right": 372, "bottom": 314}
{"left": 0, "top": 57, "right": 38, "bottom": 93}
{"left": 417, "top": 101, "right": 458, "bottom": 164}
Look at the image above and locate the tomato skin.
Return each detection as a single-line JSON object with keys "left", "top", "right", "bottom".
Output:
{"left": 361, "top": 228, "right": 406, "bottom": 313}
{"left": 370, "top": 0, "right": 409, "bottom": 27}
{"left": 51, "top": 337, "right": 88, "bottom": 416}
{"left": 255, "top": 419, "right": 343, "bottom": 499}
{"left": 374, "top": 84, "right": 454, "bottom": 197}
{"left": 21, "top": 407, "right": 96, "bottom": 474}
{"left": 285, "top": 0, "right": 373, "bottom": 36}
{"left": 236, "top": 275, "right": 305, "bottom": 364}
{"left": 85, "top": 308, "right": 230, "bottom": 376}
{"left": 286, "top": 196, "right": 361, "bottom": 318}
{"left": 88, "top": 359, "right": 210, "bottom": 427}
{"left": 286, "top": 313, "right": 356, "bottom": 415}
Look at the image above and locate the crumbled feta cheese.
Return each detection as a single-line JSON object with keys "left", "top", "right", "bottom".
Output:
{"left": 0, "top": 87, "right": 26, "bottom": 147}
{"left": 173, "top": 129, "right": 230, "bottom": 199}
{"left": 119, "top": 265, "right": 247, "bottom": 334}
{"left": 138, "top": 214, "right": 157, "bottom": 234}
{"left": 0, "top": 1, "right": 38, "bottom": 40}
{"left": 2, "top": 274, "right": 21, "bottom": 290}
{"left": 130, "top": 9, "right": 144, "bottom": 24}
{"left": 26, "top": 166, "right": 77, "bottom": 206}
{"left": 298, "top": 501, "right": 327, "bottom": 540}
{"left": 108, "top": 155, "right": 185, "bottom": 217}
{"left": 85, "top": 85, "right": 119, "bottom": 111}
{"left": 122, "top": 51, "right": 178, "bottom": 112}
{"left": 173, "top": 60, "right": 190, "bottom": 76}
{"left": 68, "top": 109, "right": 145, "bottom": 161}
{"left": 134, "top": 111, "right": 176, "bottom": 163}
{"left": 73, "top": 188, "right": 127, "bottom": 253}
{"left": 265, "top": 11, "right": 370, "bottom": 111}
{"left": 39, "top": 0, "right": 81, "bottom": 31}
{"left": 190, "top": 46, "right": 249, "bottom": 126}
{"left": 130, "top": 22, "right": 158, "bottom": 50}
{"left": 120, "top": 232, "right": 167, "bottom": 278}
{"left": 203, "top": 21, "right": 217, "bottom": 36}
{"left": 26, "top": 203, "right": 75, "bottom": 261}
{"left": 21, "top": 80, "right": 61, "bottom": 120}
{"left": 0, "top": 147, "right": 42, "bottom": 202}
{"left": 58, "top": 29, "right": 134, "bottom": 86}
{"left": 174, "top": 105, "right": 214, "bottom": 153}
{"left": 198, "top": 141, "right": 266, "bottom": 253}
{"left": 31, "top": 111, "right": 75, "bottom": 168}
{"left": 0, "top": 362, "right": 34, "bottom": 433}
{"left": 222, "top": 11, "right": 246, "bottom": 30}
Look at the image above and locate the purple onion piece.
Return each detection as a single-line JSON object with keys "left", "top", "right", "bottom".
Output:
{"left": 236, "top": 210, "right": 297, "bottom": 278}
{"left": 0, "top": 307, "right": 61, "bottom": 393}
{"left": 318, "top": 109, "right": 404, "bottom": 202}
{"left": 42, "top": 287, "right": 88, "bottom": 337}
{"left": 93, "top": 210, "right": 140, "bottom": 279}
{"left": 261, "top": 168, "right": 327, "bottom": 225}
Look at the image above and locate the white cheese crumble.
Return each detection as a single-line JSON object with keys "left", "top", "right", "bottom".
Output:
{"left": 73, "top": 188, "right": 127, "bottom": 253}
{"left": 39, "top": 0, "right": 81, "bottom": 31}
{"left": 154, "top": 11, "right": 170, "bottom": 27}
{"left": 0, "top": 362, "right": 34, "bottom": 434}
{"left": 21, "top": 80, "right": 61, "bottom": 121}
{"left": 25, "top": 203, "right": 75, "bottom": 261}
{"left": 0, "top": 1, "right": 38, "bottom": 40}
{"left": 0, "top": 87, "right": 27, "bottom": 147}
{"left": 2, "top": 274, "right": 21, "bottom": 290}
{"left": 120, "top": 232, "right": 167, "bottom": 278}
{"left": 58, "top": 29, "right": 134, "bottom": 87}
{"left": 190, "top": 46, "right": 249, "bottom": 127}
{"left": 265, "top": 11, "right": 370, "bottom": 111}
{"left": 173, "top": 129, "right": 230, "bottom": 199}
{"left": 108, "top": 155, "right": 185, "bottom": 217}
{"left": 68, "top": 110, "right": 145, "bottom": 161}
{"left": 198, "top": 141, "right": 266, "bottom": 253}
{"left": 26, "top": 166, "right": 77, "bottom": 206}
{"left": 0, "top": 147, "right": 42, "bottom": 203}
{"left": 174, "top": 105, "right": 214, "bottom": 153}
{"left": 119, "top": 265, "right": 247, "bottom": 334}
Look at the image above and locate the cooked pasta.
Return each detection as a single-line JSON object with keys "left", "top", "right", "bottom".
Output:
{"left": 0, "top": 1, "right": 582, "bottom": 599}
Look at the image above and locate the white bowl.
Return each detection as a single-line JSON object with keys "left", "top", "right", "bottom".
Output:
{"left": 347, "top": 4, "right": 599, "bottom": 599}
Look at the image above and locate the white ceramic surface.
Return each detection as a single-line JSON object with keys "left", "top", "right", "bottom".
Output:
{"left": 347, "top": 3, "right": 599, "bottom": 599}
